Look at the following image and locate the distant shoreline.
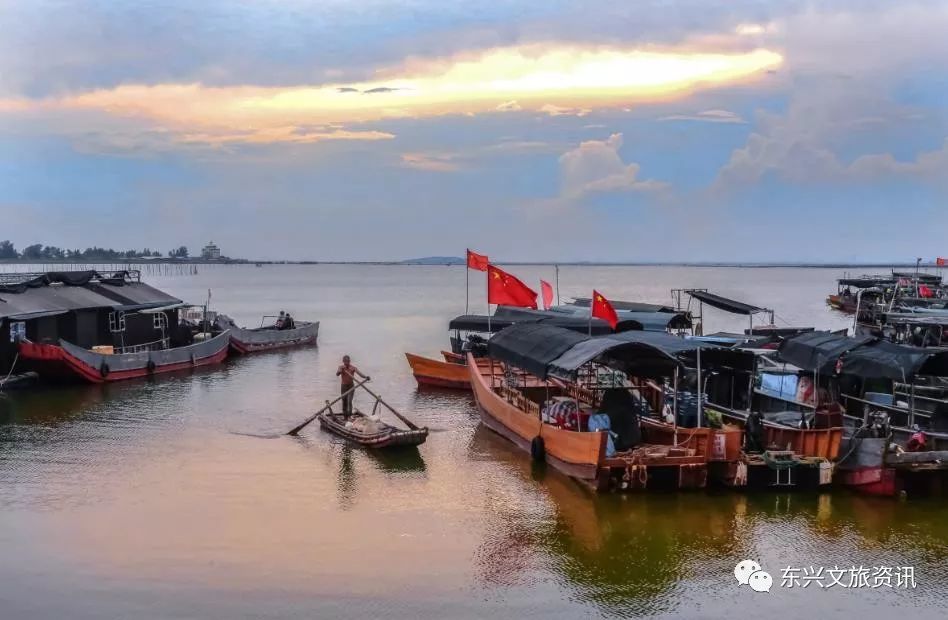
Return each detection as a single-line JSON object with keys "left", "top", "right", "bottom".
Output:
{"left": 0, "top": 258, "right": 943, "bottom": 269}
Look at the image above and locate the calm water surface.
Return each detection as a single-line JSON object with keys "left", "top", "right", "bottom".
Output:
{"left": 1, "top": 265, "right": 947, "bottom": 619}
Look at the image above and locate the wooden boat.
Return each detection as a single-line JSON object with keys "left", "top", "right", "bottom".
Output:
{"left": 406, "top": 352, "right": 473, "bottom": 389}
{"left": 581, "top": 376, "right": 838, "bottom": 490}
{"left": 406, "top": 352, "right": 549, "bottom": 390}
{"left": 18, "top": 332, "right": 230, "bottom": 383}
{"left": 318, "top": 410, "right": 428, "bottom": 448}
{"left": 468, "top": 353, "right": 707, "bottom": 491}
{"left": 216, "top": 314, "right": 319, "bottom": 354}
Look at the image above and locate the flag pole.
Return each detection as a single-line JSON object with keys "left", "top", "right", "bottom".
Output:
{"left": 465, "top": 249, "right": 469, "bottom": 315}
{"left": 487, "top": 265, "right": 491, "bottom": 336}
{"left": 589, "top": 291, "right": 593, "bottom": 336}
{"left": 555, "top": 264, "right": 560, "bottom": 306}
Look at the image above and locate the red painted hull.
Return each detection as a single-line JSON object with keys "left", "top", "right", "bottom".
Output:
{"left": 838, "top": 466, "right": 898, "bottom": 497}
{"left": 19, "top": 340, "right": 229, "bottom": 384}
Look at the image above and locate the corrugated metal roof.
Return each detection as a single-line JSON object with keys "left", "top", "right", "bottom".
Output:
{"left": 88, "top": 281, "right": 182, "bottom": 308}
{"left": 0, "top": 279, "right": 181, "bottom": 321}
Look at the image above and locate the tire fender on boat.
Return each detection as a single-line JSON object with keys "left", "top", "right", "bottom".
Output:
{"left": 99, "top": 362, "right": 110, "bottom": 378}
{"left": 146, "top": 359, "right": 156, "bottom": 373}
{"left": 530, "top": 436, "right": 545, "bottom": 462}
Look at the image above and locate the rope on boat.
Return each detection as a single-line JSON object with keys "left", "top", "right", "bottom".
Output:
{"left": 0, "top": 351, "right": 19, "bottom": 393}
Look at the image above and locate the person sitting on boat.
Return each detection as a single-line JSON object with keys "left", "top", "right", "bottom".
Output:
{"left": 906, "top": 424, "right": 927, "bottom": 452}
{"left": 275, "top": 311, "right": 286, "bottom": 329}
{"left": 283, "top": 313, "right": 295, "bottom": 330}
{"left": 337, "top": 355, "right": 370, "bottom": 416}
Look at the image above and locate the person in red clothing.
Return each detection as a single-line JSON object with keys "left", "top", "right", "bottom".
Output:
{"left": 336, "top": 355, "right": 369, "bottom": 416}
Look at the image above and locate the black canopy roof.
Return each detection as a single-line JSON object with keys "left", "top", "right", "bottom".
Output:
{"left": 488, "top": 324, "right": 754, "bottom": 380}
{"left": 837, "top": 277, "right": 895, "bottom": 288}
{"left": 777, "top": 331, "right": 948, "bottom": 380}
{"left": 892, "top": 271, "right": 942, "bottom": 283}
{"left": 685, "top": 290, "right": 768, "bottom": 316}
{"left": 0, "top": 271, "right": 181, "bottom": 321}
{"left": 487, "top": 323, "right": 589, "bottom": 378}
{"left": 448, "top": 313, "right": 617, "bottom": 335}
{"left": 546, "top": 305, "right": 692, "bottom": 331}
{"left": 567, "top": 298, "right": 676, "bottom": 313}
{"left": 489, "top": 306, "right": 646, "bottom": 332}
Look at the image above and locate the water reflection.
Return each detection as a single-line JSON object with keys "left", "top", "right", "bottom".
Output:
{"left": 467, "top": 424, "right": 948, "bottom": 616}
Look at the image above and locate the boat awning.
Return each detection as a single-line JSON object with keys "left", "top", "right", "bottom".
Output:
{"left": 892, "top": 271, "right": 942, "bottom": 282}
{"left": 448, "top": 313, "right": 616, "bottom": 335}
{"left": 685, "top": 290, "right": 768, "bottom": 315}
{"left": 883, "top": 314, "right": 948, "bottom": 326}
{"left": 837, "top": 277, "right": 895, "bottom": 288}
{"left": 778, "top": 331, "right": 948, "bottom": 379}
{"left": 489, "top": 324, "right": 754, "bottom": 380}
{"left": 778, "top": 332, "right": 875, "bottom": 374}
{"left": 4, "top": 309, "right": 70, "bottom": 321}
{"left": 547, "top": 306, "right": 691, "bottom": 331}
{"left": 487, "top": 323, "right": 589, "bottom": 378}
{"left": 566, "top": 299, "right": 677, "bottom": 313}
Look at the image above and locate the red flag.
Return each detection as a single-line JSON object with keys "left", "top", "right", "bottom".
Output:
{"left": 920, "top": 285, "right": 934, "bottom": 298}
{"left": 466, "top": 249, "right": 489, "bottom": 272}
{"left": 487, "top": 265, "right": 537, "bottom": 308}
{"left": 540, "top": 280, "right": 554, "bottom": 310}
{"left": 591, "top": 290, "right": 618, "bottom": 330}
{"left": 937, "top": 257, "right": 946, "bottom": 267}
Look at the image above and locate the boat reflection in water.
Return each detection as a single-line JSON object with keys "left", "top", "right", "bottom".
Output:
{"left": 467, "top": 424, "right": 948, "bottom": 616}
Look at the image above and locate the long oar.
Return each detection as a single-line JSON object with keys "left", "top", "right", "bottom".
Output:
{"left": 286, "top": 378, "right": 370, "bottom": 436}
{"left": 358, "top": 382, "right": 421, "bottom": 431}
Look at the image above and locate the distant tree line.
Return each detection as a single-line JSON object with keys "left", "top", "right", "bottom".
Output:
{"left": 0, "top": 240, "right": 190, "bottom": 260}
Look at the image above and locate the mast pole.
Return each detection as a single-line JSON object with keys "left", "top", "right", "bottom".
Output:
{"left": 696, "top": 346, "right": 703, "bottom": 428}
{"left": 673, "top": 365, "right": 679, "bottom": 444}
{"left": 465, "top": 249, "right": 470, "bottom": 315}
{"left": 588, "top": 291, "right": 593, "bottom": 336}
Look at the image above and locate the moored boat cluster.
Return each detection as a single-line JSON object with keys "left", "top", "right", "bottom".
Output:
{"left": 0, "top": 270, "right": 318, "bottom": 385}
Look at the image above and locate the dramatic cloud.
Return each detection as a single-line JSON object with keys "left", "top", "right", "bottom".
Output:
{"left": 496, "top": 100, "right": 522, "bottom": 112}
{"left": 4, "top": 0, "right": 948, "bottom": 261}
{"left": 716, "top": 84, "right": 948, "bottom": 190}
{"left": 558, "top": 133, "right": 666, "bottom": 202}
{"left": 659, "top": 109, "right": 746, "bottom": 124}
{"left": 0, "top": 44, "right": 782, "bottom": 149}
{"left": 400, "top": 152, "right": 461, "bottom": 172}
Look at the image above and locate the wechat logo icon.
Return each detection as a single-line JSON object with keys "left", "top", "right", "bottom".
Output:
{"left": 734, "top": 560, "right": 773, "bottom": 593}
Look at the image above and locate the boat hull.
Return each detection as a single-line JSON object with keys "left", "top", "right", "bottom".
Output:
{"left": 317, "top": 412, "right": 428, "bottom": 448}
{"left": 405, "top": 352, "right": 472, "bottom": 389}
{"left": 468, "top": 353, "right": 606, "bottom": 483}
{"left": 220, "top": 317, "right": 319, "bottom": 354}
{"left": 19, "top": 332, "right": 231, "bottom": 383}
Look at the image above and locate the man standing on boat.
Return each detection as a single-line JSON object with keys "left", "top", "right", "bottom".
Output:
{"left": 337, "top": 355, "right": 369, "bottom": 416}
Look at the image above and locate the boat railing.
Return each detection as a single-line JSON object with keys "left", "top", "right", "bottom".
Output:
{"left": 114, "top": 337, "right": 170, "bottom": 354}
{"left": 563, "top": 382, "right": 598, "bottom": 406}
{"left": 840, "top": 393, "right": 933, "bottom": 425}
{"left": 497, "top": 384, "right": 540, "bottom": 417}
{"left": 628, "top": 377, "right": 664, "bottom": 413}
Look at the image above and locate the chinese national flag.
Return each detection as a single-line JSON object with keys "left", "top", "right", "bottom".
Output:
{"left": 540, "top": 280, "right": 554, "bottom": 310}
{"left": 487, "top": 265, "right": 538, "bottom": 308}
{"left": 937, "top": 257, "right": 946, "bottom": 267}
{"left": 467, "top": 249, "right": 489, "bottom": 272}
{"left": 591, "top": 290, "right": 618, "bottom": 330}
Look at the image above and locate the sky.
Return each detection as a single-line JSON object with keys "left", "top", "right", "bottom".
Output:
{"left": 2, "top": 0, "right": 947, "bottom": 262}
